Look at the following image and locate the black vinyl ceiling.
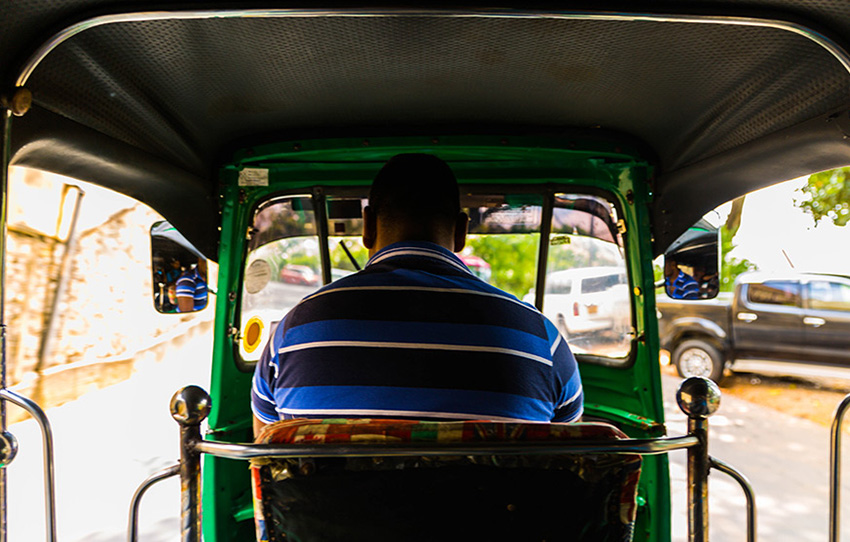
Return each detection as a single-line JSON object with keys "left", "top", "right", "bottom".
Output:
{"left": 4, "top": 2, "right": 850, "bottom": 257}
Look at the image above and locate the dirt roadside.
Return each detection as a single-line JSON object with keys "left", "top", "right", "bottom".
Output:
{"left": 661, "top": 362, "right": 850, "bottom": 430}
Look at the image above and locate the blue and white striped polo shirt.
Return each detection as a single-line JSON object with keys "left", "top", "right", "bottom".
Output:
{"left": 251, "top": 241, "right": 583, "bottom": 424}
{"left": 175, "top": 268, "right": 207, "bottom": 311}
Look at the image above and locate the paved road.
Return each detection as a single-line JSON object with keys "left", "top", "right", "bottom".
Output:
{"left": 5, "top": 330, "right": 212, "bottom": 542}
{"left": 7, "top": 334, "right": 850, "bottom": 541}
{"left": 664, "top": 373, "right": 850, "bottom": 541}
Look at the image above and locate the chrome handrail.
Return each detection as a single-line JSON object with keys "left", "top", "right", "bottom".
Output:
{"left": 1, "top": 105, "right": 13, "bottom": 542}
{"left": 0, "top": 389, "right": 57, "bottom": 542}
{"left": 194, "top": 434, "right": 699, "bottom": 460}
{"left": 13, "top": 8, "right": 850, "bottom": 88}
{"left": 127, "top": 464, "right": 180, "bottom": 542}
{"left": 167, "top": 377, "right": 723, "bottom": 542}
{"left": 830, "top": 393, "right": 850, "bottom": 542}
{"left": 711, "top": 456, "right": 757, "bottom": 542}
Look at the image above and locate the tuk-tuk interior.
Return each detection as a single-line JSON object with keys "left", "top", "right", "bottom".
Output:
{"left": 4, "top": 2, "right": 850, "bottom": 541}
{"left": 206, "top": 139, "right": 668, "bottom": 540}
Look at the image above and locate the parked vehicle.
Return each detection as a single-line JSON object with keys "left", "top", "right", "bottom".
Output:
{"left": 658, "top": 272, "right": 850, "bottom": 382}
{"left": 279, "top": 264, "right": 320, "bottom": 286}
{"left": 459, "top": 253, "right": 492, "bottom": 282}
{"left": 526, "top": 266, "right": 629, "bottom": 338}
{"left": 5, "top": 2, "right": 850, "bottom": 542}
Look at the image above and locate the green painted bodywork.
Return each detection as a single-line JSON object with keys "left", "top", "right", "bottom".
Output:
{"left": 203, "top": 135, "right": 670, "bottom": 541}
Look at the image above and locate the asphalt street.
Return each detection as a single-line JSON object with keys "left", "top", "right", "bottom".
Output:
{"left": 663, "top": 373, "right": 850, "bottom": 541}
{"left": 5, "top": 329, "right": 212, "bottom": 542}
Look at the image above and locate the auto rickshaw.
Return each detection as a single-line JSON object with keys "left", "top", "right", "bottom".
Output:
{"left": 2, "top": 2, "right": 850, "bottom": 541}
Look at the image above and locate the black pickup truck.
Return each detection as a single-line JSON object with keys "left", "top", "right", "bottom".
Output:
{"left": 656, "top": 272, "right": 850, "bottom": 382}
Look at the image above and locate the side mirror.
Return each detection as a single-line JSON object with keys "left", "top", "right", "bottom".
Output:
{"left": 151, "top": 221, "right": 208, "bottom": 313}
{"left": 663, "top": 219, "right": 720, "bottom": 300}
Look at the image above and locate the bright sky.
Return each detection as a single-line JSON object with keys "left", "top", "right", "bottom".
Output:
{"left": 728, "top": 177, "right": 850, "bottom": 275}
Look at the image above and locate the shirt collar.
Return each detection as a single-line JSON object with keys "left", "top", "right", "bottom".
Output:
{"left": 365, "top": 241, "right": 471, "bottom": 274}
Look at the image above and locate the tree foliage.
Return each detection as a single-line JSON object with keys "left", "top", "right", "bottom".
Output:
{"left": 720, "top": 196, "right": 756, "bottom": 292}
{"left": 330, "top": 239, "right": 368, "bottom": 271}
{"left": 798, "top": 168, "right": 850, "bottom": 226}
{"left": 466, "top": 235, "right": 538, "bottom": 298}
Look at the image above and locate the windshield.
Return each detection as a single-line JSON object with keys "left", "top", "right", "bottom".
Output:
{"left": 238, "top": 190, "right": 632, "bottom": 363}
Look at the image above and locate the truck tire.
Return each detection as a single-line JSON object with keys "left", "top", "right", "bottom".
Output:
{"left": 672, "top": 340, "right": 724, "bottom": 383}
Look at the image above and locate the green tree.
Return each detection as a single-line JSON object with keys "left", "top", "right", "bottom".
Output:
{"left": 330, "top": 239, "right": 368, "bottom": 271}
{"left": 797, "top": 168, "right": 850, "bottom": 226}
{"left": 720, "top": 197, "right": 756, "bottom": 292}
{"left": 466, "top": 235, "right": 538, "bottom": 298}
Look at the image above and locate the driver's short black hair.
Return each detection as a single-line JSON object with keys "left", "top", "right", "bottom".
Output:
{"left": 369, "top": 153, "right": 460, "bottom": 223}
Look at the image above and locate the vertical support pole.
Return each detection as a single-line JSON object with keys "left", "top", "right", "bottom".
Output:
{"left": 313, "top": 187, "right": 332, "bottom": 286}
{"left": 687, "top": 414, "right": 710, "bottom": 541}
{"left": 534, "top": 191, "right": 554, "bottom": 312}
{"left": 830, "top": 393, "right": 850, "bottom": 542}
{"left": 676, "top": 377, "right": 721, "bottom": 542}
{"left": 0, "top": 87, "right": 31, "bottom": 542}
{"left": 0, "top": 105, "right": 14, "bottom": 542}
{"left": 170, "top": 386, "right": 212, "bottom": 542}
{"left": 0, "top": 389, "right": 57, "bottom": 542}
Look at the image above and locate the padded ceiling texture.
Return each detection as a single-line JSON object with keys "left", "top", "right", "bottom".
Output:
{"left": 5, "top": 1, "right": 850, "bottom": 256}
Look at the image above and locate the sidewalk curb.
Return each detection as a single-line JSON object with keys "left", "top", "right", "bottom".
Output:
{"left": 7, "top": 314, "right": 214, "bottom": 424}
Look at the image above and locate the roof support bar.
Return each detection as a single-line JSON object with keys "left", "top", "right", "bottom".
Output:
{"left": 0, "top": 102, "right": 12, "bottom": 542}
{"left": 14, "top": 9, "right": 850, "bottom": 89}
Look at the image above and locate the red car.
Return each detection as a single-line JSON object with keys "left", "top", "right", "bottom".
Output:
{"left": 279, "top": 264, "right": 320, "bottom": 286}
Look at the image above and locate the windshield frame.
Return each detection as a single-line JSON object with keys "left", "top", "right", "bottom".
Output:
{"left": 233, "top": 183, "right": 636, "bottom": 372}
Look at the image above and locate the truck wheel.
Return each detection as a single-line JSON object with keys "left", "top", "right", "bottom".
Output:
{"left": 672, "top": 340, "right": 724, "bottom": 383}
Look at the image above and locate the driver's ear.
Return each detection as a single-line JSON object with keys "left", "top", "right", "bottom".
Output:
{"left": 362, "top": 206, "right": 377, "bottom": 249}
{"left": 453, "top": 212, "right": 468, "bottom": 253}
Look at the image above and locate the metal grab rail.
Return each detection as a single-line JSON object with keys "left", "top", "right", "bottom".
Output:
{"left": 0, "top": 388, "right": 57, "bottom": 542}
{"left": 194, "top": 434, "right": 700, "bottom": 460}
{"left": 127, "top": 464, "right": 180, "bottom": 542}
{"left": 710, "top": 456, "right": 757, "bottom": 542}
{"left": 165, "top": 377, "right": 724, "bottom": 542}
{"left": 830, "top": 393, "right": 850, "bottom": 542}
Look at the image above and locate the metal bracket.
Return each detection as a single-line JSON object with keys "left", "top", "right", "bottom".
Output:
{"left": 0, "top": 431, "right": 17, "bottom": 468}
{"left": 710, "top": 456, "right": 756, "bottom": 542}
{"left": 0, "top": 88, "right": 31, "bottom": 117}
{"left": 128, "top": 463, "right": 180, "bottom": 542}
{"left": 0, "top": 389, "right": 57, "bottom": 542}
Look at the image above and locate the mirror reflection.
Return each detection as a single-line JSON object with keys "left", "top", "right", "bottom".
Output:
{"left": 151, "top": 221, "right": 208, "bottom": 313}
{"left": 663, "top": 219, "right": 719, "bottom": 300}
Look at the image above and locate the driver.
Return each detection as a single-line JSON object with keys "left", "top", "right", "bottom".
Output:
{"left": 251, "top": 153, "right": 583, "bottom": 435}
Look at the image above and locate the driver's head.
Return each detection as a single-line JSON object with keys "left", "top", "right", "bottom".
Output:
{"left": 364, "top": 154, "right": 467, "bottom": 253}
{"left": 369, "top": 153, "right": 460, "bottom": 223}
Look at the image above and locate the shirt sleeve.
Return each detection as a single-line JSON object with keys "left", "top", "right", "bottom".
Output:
{"left": 250, "top": 319, "right": 286, "bottom": 424}
{"left": 175, "top": 274, "right": 195, "bottom": 299}
{"left": 545, "top": 318, "right": 584, "bottom": 423}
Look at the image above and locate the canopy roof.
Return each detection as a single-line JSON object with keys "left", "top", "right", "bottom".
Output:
{"left": 5, "top": 1, "right": 850, "bottom": 258}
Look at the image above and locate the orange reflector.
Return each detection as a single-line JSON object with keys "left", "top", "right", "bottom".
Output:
{"left": 243, "top": 317, "right": 265, "bottom": 354}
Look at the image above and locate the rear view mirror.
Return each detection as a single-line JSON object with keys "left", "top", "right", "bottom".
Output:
{"left": 663, "top": 219, "right": 719, "bottom": 300}
{"left": 151, "top": 221, "right": 208, "bottom": 313}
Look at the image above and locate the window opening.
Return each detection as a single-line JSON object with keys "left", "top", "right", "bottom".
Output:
{"left": 238, "top": 190, "right": 632, "bottom": 365}
{"left": 543, "top": 194, "right": 631, "bottom": 360}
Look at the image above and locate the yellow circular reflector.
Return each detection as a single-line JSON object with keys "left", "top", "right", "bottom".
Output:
{"left": 243, "top": 317, "right": 265, "bottom": 354}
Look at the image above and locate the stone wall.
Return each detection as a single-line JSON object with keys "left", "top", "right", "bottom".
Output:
{"left": 5, "top": 227, "right": 60, "bottom": 385}
{"left": 4, "top": 168, "right": 214, "bottom": 421}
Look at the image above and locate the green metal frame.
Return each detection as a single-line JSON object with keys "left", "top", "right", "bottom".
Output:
{"left": 202, "top": 135, "right": 669, "bottom": 541}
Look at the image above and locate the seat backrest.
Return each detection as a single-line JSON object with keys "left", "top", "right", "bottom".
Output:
{"left": 251, "top": 419, "right": 641, "bottom": 542}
